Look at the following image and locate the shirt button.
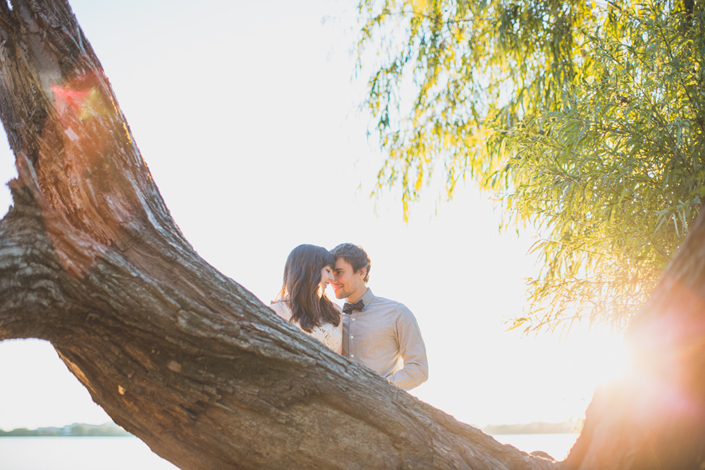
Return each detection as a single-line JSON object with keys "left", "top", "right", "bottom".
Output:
{"left": 350, "top": 336, "right": 354, "bottom": 339}
{"left": 352, "top": 318, "right": 356, "bottom": 321}
{"left": 351, "top": 355, "right": 355, "bottom": 358}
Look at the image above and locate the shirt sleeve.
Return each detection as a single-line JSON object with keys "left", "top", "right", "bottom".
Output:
{"left": 387, "top": 304, "right": 428, "bottom": 391}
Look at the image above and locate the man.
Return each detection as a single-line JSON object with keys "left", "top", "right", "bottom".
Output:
{"left": 330, "top": 243, "right": 428, "bottom": 391}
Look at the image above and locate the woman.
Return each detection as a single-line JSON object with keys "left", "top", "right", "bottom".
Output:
{"left": 270, "top": 244, "right": 342, "bottom": 353}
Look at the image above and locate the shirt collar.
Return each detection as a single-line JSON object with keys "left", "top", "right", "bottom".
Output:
{"left": 358, "top": 288, "right": 375, "bottom": 308}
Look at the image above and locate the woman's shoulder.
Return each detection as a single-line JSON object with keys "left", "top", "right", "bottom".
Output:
{"left": 270, "top": 298, "right": 292, "bottom": 321}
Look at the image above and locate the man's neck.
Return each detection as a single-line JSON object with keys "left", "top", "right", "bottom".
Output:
{"left": 346, "top": 287, "right": 368, "bottom": 304}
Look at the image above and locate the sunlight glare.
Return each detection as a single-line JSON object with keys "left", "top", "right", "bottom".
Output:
{"left": 590, "top": 331, "right": 632, "bottom": 385}
{"left": 547, "top": 324, "right": 635, "bottom": 417}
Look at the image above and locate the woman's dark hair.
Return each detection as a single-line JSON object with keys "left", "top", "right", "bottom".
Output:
{"left": 277, "top": 244, "right": 340, "bottom": 332}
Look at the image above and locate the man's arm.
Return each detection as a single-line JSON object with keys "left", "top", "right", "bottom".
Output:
{"left": 388, "top": 304, "right": 428, "bottom": 391}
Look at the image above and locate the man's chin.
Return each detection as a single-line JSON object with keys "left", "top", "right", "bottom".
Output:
{"left": 333, "top": 291, "right": 346, "bottom": 299}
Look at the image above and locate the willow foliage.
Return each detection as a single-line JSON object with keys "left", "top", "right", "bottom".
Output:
{"left": 356, "top": 0, "right": 705, "bottom": 331}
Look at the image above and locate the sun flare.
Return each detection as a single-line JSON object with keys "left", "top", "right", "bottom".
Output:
{"left": 590, "top": 333, "right": 633, "bottom": 385}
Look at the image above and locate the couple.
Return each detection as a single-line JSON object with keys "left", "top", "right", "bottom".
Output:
{"left": 270, "top": 243, "right": 428, "bottom": 391}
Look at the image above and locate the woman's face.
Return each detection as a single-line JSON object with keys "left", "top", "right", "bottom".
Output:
{"left": 317, "top": 265, "right": 335, "bottom": 298}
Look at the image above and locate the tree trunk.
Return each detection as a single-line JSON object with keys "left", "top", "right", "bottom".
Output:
{"left": 560, "top": 200, "right": 705, "bottom": 469}
{"left": 0, "top": 2, "right": 554, "bottom": 469}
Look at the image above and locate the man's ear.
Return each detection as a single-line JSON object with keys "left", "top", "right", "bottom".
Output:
{"left": 357, "top": 267, "right": 367, "bottom": 280}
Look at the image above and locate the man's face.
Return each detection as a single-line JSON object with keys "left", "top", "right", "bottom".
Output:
{"left": 332, "top": 258, "right": 367, "bottom": 301}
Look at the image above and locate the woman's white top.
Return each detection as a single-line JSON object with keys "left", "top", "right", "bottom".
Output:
{"left": 270, "top": 299, "right": 342, "bottom": 353}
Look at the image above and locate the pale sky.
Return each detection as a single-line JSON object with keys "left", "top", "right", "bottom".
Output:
{"left": 0, "top": 0, "right": 626, "bottom": 432}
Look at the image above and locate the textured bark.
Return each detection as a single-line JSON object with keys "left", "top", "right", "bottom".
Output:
{"left": 561, "top": 203, "right": 705, "bottom": 469}
{"left": 0, "top": 1, "right": 555, "bottom": 469}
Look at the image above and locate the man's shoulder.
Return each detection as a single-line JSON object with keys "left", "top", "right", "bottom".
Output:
{"left": 368, "top": 295, "right": 414, "bottom": 316}
{"left": 369, "top": 294, "right": 399, "bottom": 305}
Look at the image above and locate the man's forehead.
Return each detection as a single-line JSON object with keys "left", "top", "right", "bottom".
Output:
{"left": 334, "top": 258, "right": 353, "bottom": 270}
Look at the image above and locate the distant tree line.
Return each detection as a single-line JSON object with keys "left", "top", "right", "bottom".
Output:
{"left": 483, "top": 422, "right": 578, "bottom": 435}
{"left": 1, "top": 420, "right": 578, "bottom": 437}
{"left": 0, "top": 422, "right": 129, "bottom": 437}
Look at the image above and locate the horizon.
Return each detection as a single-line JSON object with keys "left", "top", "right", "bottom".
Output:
{"left": 0, "top": 419, "right": 580, "bottom": 434}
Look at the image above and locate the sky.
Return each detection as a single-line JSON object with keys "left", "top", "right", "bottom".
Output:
{"left": 0, "top": 0, "right": 628, "bottom": 433}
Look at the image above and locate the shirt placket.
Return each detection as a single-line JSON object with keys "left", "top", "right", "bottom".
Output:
{"left": 349, "top": 314, "right": 357, "bottom": 358}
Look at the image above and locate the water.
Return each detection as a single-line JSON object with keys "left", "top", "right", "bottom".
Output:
{"left": 0, "top": 434, "right": 579, "bottom": 469}
{"left": 0, "top": 436, "right": 177, "bottom": 470}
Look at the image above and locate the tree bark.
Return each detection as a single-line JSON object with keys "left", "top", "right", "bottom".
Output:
{"left": 560, "top": 200, "right": 705, "bottom": 470}
{"left": 0, "top": 2, "right": 555, "bottom": 469}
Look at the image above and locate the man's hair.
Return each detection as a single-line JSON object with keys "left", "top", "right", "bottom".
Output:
{"left": 330, "top": 243, "right": 371, "bottom": 283}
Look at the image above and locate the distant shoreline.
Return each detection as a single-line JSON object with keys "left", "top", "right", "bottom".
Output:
{"left": 0, "top": 422, "right": 130, "bottom": 437}
{"left": 2, "top": 421, "right": 579, "bottom": 437}
{"left": 482, "top": 421, "right": 580, "bottom": 435}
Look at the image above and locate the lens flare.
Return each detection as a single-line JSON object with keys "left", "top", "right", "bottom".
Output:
{"left": 51, "top": 84, "right": 108, "bottom": 122}
{"left": 593, "top": 334, "right": 633, "bottom": 385}
{"left": 50, "top": 72, "right": 112, "bottom": 134}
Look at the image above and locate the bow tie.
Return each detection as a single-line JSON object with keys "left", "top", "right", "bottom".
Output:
{"left": 342, "top": 300, "right": 364, "bottom": 314}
